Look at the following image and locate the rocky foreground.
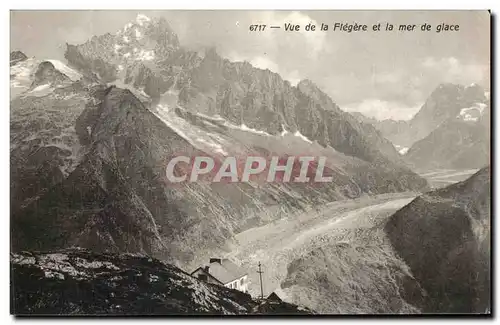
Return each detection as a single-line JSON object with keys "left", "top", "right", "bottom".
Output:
{"left": 10, "top": 248, "right": 312, "bottom": 315}
{"left": 385, "top": 167, "right": 491, "bottom": 313}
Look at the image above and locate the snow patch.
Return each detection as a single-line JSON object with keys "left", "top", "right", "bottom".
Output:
{"left": 394, "top": 144, "right": 409, "bottom": 155}
{"left": 123, "top": 52, "right": 131, "bottom": 58}
{"left": 154, "top": 104, "right": 230, "bottom": 156}
{"left": 10, "top": 58, "right": 37, "bottom": 89}
{"left": 195, "top": 112, "right": 226, "bottom": 122}
{"left": 457, "top": 102, "right": 487, "bottom": 122}
{"left": 136, "top": 14, "right": 151, "bottom": 26}
{"left": 114, "top": 44, "right": 123, "bottom": 54}
{"left": 196, "top": 138, "right": 228, "bottom": 156}
{"left": 47, "top": 60, "right": 83, "bottom": 81}
{"left": 399, "top": 147, "right": 409, "bottom": 155}
{"left": 135, "top": 28, "right": 142, "bottom": 39}
{"left": 44, "top": 270, "right": 65, "bottom": 280}
{"left": 123, "top": 36, "right": 130, "bottom": 43}
{"left": 123, "top": 23, "right": 133, "bottom": 31}
{"left": 31, "top": 84, "right": 50, "bottom": 92}
{"left": 280, "top": 124, "right": 289, "bottom": 136}
{"left": 224, "top": 123, "right": 271, "bottom": 136}
{"left": 137, "top": 87, "right": 150, "bottom": 98}
{"left": 294, "top": 130, "right": 312, "bottom": 143}
{"left": 135, "top": 49, "right": 155, "bottom": 61}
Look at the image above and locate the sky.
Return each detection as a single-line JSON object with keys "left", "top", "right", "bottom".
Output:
{"left": 10, "top": 10, "right": 491, "bottom": 120}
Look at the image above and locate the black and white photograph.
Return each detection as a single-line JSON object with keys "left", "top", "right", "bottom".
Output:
{"left": 8, "top": 9, "right": 491, "bottom": 316}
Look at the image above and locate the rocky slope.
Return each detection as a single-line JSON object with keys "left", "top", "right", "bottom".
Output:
{"left": 385, "top": 167, "right": 490, "bottom": 313}
{"left": 279, "top": 168, "right": 490, "bottom": 314}
{"left": 10, "top": 50, "right": 27, "bottom": 66}
{"left": 11, "top": 84, "right": 427, "bottom": 269}
{"left": 405, "top": 101, "right": 490, "bottom": 169}
{"left": 278, "top": 197, "right": 425, "bottom": 314}
{"left": 403, "top": 83, "right": 488, "bottom": 146}
{"left": 63, "top": 14, "right": 421, "bottom": 170}
{"left": 351, "top": 83, "right": 490, "bottom": 169}
{"left": 10, "top": 54, "right": 104, "bottom": 212}
{"left": 11, "top": 248, "right": 311, "bottom": 315}
{"left": 350, "top": 112, "right": 409, "bottom": 151}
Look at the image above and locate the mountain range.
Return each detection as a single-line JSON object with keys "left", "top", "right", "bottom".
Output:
{"left": 9, "top": 13, "right": 490, "bottom": 315}
{"left": 351, "top": 83, "right": 490, "bottom": 170}
{"left": 10, "top": 14, "right": 428, "bottom": 268}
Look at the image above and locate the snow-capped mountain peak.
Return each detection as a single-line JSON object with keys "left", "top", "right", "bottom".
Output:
{"left": 136, "top": 13, "right": 152, "bottom": 26}
{"left": 457, "top": 102, "right": 487, "bottom": 122}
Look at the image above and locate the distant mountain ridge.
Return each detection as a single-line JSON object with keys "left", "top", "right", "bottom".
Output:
{"left": 63, "top": 15, "right": 417, "bottom": 169}
{"left": 350, "top": 83, "right": 490, "bottom": 169}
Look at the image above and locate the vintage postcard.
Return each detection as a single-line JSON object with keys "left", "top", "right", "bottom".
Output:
{"left": 10, "top": 10, "right": 491, "bottom": 316}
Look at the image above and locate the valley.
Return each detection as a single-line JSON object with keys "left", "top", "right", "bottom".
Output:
{"left": 418, "top": 168, "right": 480, "bottom": 189}
{"left": 9, "top": 12, "right": 490, "bottom": 315}
{"left": 226, "top": 193, "right": 418, "bottom": 306}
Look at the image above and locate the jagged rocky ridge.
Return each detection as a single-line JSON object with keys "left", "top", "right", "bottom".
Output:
{"left": 366, "top": 83, "right": 489, "bottom": 148}
{"left": 11, "top": 248, "right": 311, "bottom": 315}
{"left": 385, "top": 167, "right": 490, "bottom": 313}
{"left": 64, "top": 15, "right": 421, "bottom": 169}
{"left": 405, "top": 83, "right": 488, "bottom": 146}
{"left": 352, "top": 83, "right": 490, "bottom": 170}
{"left": 404, "top": 100, "right": 490, "bottom": 169}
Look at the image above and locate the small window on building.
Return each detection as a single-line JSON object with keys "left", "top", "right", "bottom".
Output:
{"left": 198, "top": 274, "right": 207, "bottom": 281}
{"left": 234, "top": 281, "right": 238, "bottom": 288}
{"left": 240, "top": 278, "right": 244, "bottom": 286}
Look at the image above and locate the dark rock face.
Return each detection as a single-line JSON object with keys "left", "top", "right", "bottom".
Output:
{"left": 30, "top": 61, "right": 72, "bottom": 89}
{"left": 10, "top": 51, "right": 28, "bottom": 66}
{"left": 402, "top": 84, "right": 490, "bottom": 169}
{"left": 353, "top": 83, "right": 490, "bottom": 170}
{"left": 385, "top": 167, "right": 490, "bottom": 313}
{"left": 11, "top": 248, "right": 312, "bottom": 315}
{"left": 403, "top": 83, "right": 488, "bottom": 146}
{"left": 62, "top": 15, "right": 426, "bottom": 180}
{"left": 10, "top": 82, "right": 104, "bottom": 212}
{"left": 405, "top": 109, "right": 490, "bottom": 169}
{"left": 280, "top": 228, "right": 426, "bottom": 314}
{"left": 64, "top": 16, "right": 180, "bottom": 95}
{"left": 356, "top": 83, "right": 488, "bottom": 147}
{"left": 177, "top": 55, "right": 412, "bottom": 170}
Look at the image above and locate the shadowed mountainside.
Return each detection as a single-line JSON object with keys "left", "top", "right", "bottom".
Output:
{"left": 11, "top": 248, "right": 312, "bottom": 315}
{"left": 385, "top": 166, "right": 490, "bottom": 313}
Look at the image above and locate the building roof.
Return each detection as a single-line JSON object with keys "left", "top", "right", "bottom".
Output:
{"left": 267, "top": 292, "right": 283, "bottom": 302}
{"left": 190, "top": 267, "right": 224, "bottom": 285}
{"left": 206, "top": 259, "right": 247, "bottom": 284}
